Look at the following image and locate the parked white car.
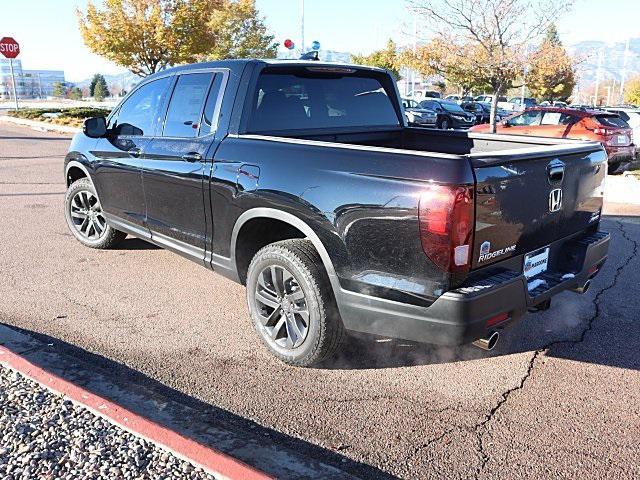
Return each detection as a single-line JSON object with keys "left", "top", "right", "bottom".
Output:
{"left": 474, "top": 94, "right": 512, "bottom": 111}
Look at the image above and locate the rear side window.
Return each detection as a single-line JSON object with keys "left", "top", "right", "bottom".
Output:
{"left": 163, "top": 73, "right": 213, "bottom": 138}
{"left": 541, "top": 112, "right": 577, "bottom": 125}
{"left": 247, "top": 70, "right": 399, "bottom": 132}
{"left": 595, "top": 115, "right": 629, "bottom": 128}
{"left": 419, "top": 100, "right": 439, "bottom": 110}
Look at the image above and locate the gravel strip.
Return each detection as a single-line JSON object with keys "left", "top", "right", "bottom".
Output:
{"left": 0, "top": 366, "right": 216, "bottom": 479}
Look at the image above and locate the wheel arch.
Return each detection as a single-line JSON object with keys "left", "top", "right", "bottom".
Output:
{"left": 65, "top": 159, "right": 95, "bottom": 188}
{"left": 231, "top": 208, "right": 342, "bottom": 296}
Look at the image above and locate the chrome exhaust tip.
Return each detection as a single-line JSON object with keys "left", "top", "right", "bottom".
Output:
{"left": 571, "top": 280, "right": 592, "bottom": 295}
{"left": 472, "top": 331, "right": 500, "bottom": 351}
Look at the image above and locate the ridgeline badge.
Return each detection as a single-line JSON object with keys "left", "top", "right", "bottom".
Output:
{"left": 478, "top": 241, "right": 516, "bottom": 263}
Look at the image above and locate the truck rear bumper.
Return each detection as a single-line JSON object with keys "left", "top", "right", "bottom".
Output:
{"left": 337, "top": 231, "right": 610, "bottom": 346}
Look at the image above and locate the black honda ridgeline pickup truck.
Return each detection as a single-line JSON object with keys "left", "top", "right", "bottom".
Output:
{"left": 64, "top": 60, "right": 610, "bottom": 366}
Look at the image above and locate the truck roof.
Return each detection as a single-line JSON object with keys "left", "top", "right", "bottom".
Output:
{"left": 143, "top": 59, "right": 387, "bottom": 82}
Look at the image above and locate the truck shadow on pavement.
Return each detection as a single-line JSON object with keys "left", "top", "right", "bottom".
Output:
{"left": 112, "top": 237, "right": 161, "bottom": 250}
{"left": 1, "top": 324, "right": 398, "bottom": 480}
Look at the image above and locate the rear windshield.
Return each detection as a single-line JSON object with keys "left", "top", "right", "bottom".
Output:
{"left": 595, "top": 115, "right": 629, "bottom": 128}
{"left": 247, "top": 69, "right": 400, "bottom": 132}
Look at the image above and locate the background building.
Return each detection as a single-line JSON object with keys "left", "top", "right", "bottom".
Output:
{"left": 0, "top": 59, "right": 65, "bottom": 99}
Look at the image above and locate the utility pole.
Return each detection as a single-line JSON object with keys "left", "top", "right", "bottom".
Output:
{"left": 594, "top": 48, "right": 603, "bottom": 106}
{"left": 411, "top": 15, "right": 417, "bottom": 97}
{"left": 620, "top": 38, "right": 630, "bottom": 104}
{"left": 300, "top": 0, "right": 305, "bottom": 55}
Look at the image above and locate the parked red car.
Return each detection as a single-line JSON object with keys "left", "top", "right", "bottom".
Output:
{"left": 470, "top": 107, "right": 636, "bottom": 173}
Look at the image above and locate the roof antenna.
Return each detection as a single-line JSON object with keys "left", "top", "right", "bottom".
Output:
{"left": 299, "top": 51, "right": 319, "bottom": 61}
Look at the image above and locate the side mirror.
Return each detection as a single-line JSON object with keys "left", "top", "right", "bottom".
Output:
{"left": 83, "top": 117, "right": 107, "bottom": 138}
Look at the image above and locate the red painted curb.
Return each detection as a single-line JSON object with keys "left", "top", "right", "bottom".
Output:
{"left": 0, "top": 345, "right": 273, "bottom": 480}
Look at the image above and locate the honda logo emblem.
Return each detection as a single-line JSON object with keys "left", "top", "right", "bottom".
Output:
{"left": 549, "top": 188, "right": 563, "bottom": 212}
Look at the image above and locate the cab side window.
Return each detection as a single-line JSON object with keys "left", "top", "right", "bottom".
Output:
{"left": 163, "top": 73, "right": 214, "bottom": 138}
{"left": 113, "top": 77, "right": 171, "bottom": 136}
{"left": 200, "top": 74, "right": 225, "bottom": 135}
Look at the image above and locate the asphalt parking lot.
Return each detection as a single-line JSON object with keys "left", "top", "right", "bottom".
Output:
{"left": 1, "top": 122, "right": 639, "bottom": 479}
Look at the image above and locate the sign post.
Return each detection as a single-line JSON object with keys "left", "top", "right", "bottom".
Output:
{"left": 0, "top": 37, "right": 20, "bottom": 110}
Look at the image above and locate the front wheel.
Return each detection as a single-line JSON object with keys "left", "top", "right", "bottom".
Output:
{"left": 246, "top": 239, "right": 344, "bottom": 367}
{"left": 64, "top": 178, "right": 126, "bottom": 249}
{"left": 439, "top": 118, "right": 451, "bottom": 130}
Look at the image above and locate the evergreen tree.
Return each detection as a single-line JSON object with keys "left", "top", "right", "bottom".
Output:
{"left": 544, "top": 23, "right": 562, "bottom": 46}
{"left": 52, "top": 82, "right": 67, "bottom": 98}
{"left": 89, "top": 73, "right": 108, "bottom": 97}
{"left": 93, "top": 77, "right": 108, "bottom": 101}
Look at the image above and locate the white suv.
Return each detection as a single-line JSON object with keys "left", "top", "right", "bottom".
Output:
{"left": 605, "top": 107, "right": 640, "bottom": 148}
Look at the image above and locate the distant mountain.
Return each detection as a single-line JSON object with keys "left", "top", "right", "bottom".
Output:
{"left": 569, "top": 38, "right": 640, "bottom": 88}
{"left": 72, "top": 71, "right": 141, "bottom": 94}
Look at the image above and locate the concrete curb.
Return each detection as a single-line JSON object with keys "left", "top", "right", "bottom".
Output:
{"left": 0, "top": 114, "right": 80, "bottom": 134}
{"left": 0, "top": 344, "right": 273, "bottom": 480}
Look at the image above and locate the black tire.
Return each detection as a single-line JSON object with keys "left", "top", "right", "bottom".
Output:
{"left": 64, "top": 178, "right": 126, "bottom": 249}
{"left": 246, "top": 239, "right": 344, "bottom": 367}
{"left": 439, "top": 118, "right": 450, "bottom": 130}
{"left": 607, "top": 162, "right": 622, "bottom": 175}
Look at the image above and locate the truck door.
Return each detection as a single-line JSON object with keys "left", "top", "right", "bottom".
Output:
{"left": 91, "top": 77, "right": 172, "bottom": 232}
{"left": 142, "top": 71, "right": 226, "bottom": 261}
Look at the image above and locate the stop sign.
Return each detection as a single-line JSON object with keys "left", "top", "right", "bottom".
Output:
{"left": 0, "top": 37, "right": 20, "bottom": 59}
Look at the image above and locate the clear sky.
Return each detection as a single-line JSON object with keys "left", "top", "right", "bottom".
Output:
{"left": 1, "top": 0, "right": 638, "bottom": 82}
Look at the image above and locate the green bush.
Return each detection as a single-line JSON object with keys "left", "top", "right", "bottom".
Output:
{"left": 8, "top": 107, "right": 111, "bottom": 120}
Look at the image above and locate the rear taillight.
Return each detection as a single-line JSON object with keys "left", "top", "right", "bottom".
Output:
{"left": 418, "top": 185, "right": 475, "bottom": 273}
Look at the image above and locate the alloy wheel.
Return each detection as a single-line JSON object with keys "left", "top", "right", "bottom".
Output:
{"left": 69, "top": 190, "right": 107, "bottom": 240}
{"left": 254, "top": 265, "right": 310, "bottom": 349}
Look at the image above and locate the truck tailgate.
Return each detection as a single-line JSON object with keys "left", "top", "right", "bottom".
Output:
{"left": 470, "top": 145, "right": 607, "bottom": 270}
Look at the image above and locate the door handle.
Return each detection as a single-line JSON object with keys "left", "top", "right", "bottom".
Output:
{"left": 128, "top": 147, "right": 142, "bottom": 158}
{"left": 182, "top": 152, "right": 202, "bottom": 162}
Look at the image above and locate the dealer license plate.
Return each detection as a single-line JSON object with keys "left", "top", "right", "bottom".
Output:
{"left": 617, "top": 135, "right": 627, "bottom": 145}
{"left": 523, "top": 247, "right": 549, "bottom": 279}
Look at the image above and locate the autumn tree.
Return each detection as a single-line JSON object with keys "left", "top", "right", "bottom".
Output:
{"left": 352, "top": 39, "right": 402, "bottom": 80}
{"left": 406, "top": 0, "right": 573, "bottom": 132}
{"left": 78, "top": 0, "right": 277, "bottom": 77}
{"left": 624, "top": 75, "right": 640, "bottom": 106}
{"left": 526, "top": 25, "right": 576, "bottom": 102}
{"left": 203, "top": 0, "right": 277, "bottom": 60}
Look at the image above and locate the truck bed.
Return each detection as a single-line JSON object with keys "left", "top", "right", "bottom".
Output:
{"left": 284, "top": 126, "right": 601, "bottom": 159}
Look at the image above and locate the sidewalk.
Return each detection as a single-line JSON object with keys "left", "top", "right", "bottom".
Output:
{"left": 603, "top": 174, "right": 640, "bottom": 216}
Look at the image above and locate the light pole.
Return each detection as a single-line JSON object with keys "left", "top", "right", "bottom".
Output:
{"left": 300, "top": 0, "right": 305, "bottom": 54}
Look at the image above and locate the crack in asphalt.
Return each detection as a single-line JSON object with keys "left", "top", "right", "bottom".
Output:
{"left": 472, "top": 220, "right": 639, "bottom": 479}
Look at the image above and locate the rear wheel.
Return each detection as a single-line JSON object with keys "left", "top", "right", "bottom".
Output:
{"left": 64, "top": 178, "right": 126, "bottom": 249}
{"left": 246, "top": 239, "right": 344, "bottom": 367}
{"left": 607, "top": 162, "right": 622, "bottom": 175}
